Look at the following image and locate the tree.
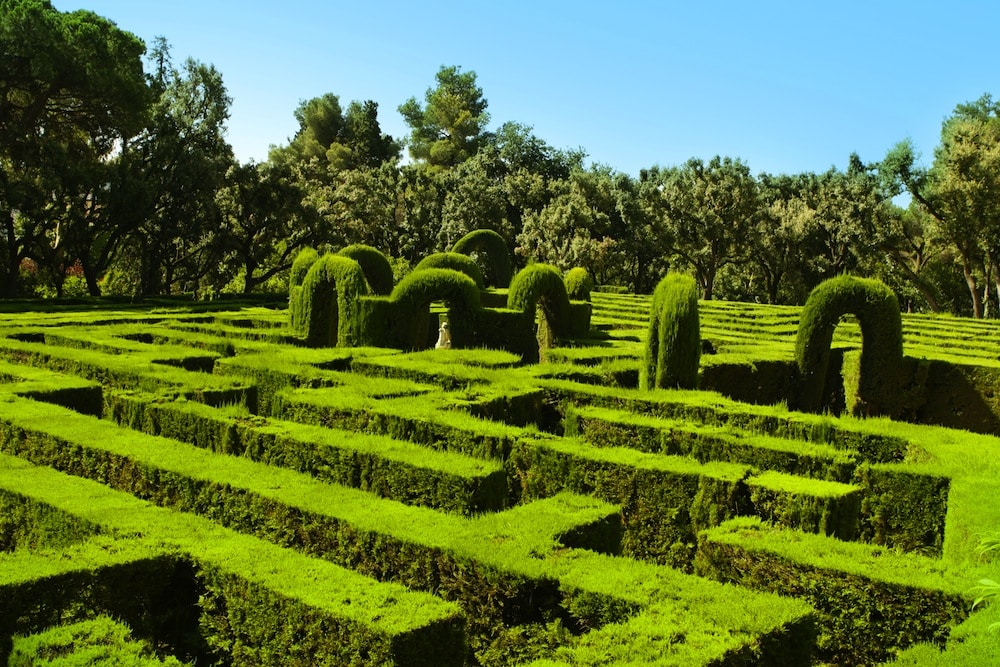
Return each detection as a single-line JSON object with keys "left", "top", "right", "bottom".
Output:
{"left": 0, "top": 0, "right": 148, "bottom": 297}
{"left": 271, "top": 94, "right": 399, "bottom": 173}
{"left": 805, "top": 155, "right": 890, "bottom": 283}
{"left": 398, "top": 66, "right": 490, "bottom": 168}
{"left": 216, "top": 160, "right": 318, "bottom": 293}
{"left": 659, "top": 156, "right": 759, "bottom": 300}
{"left": 884, "top": 95, "right": 1000, "bottom": 318}
{"left": 124, "top": 39, "right": 234, "bottom": 296}
{"left": 751, "top": 173, "right": 814, "bottom": 304}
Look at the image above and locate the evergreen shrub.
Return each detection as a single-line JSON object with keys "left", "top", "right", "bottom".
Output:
{"left": 641, "top": 274, "right": 700, "bottom": 390}
{"left": 451, "top": 228, "right": 513, "bottom": 288}
{"left": 299, "top": 255, "right": 369, "bottom": 347}
{"left": 414, "top": 252, "right": 485, "bottom": 289}
{"left": 563, "top": 268, "right": 594, "bottom": 302}
{"left": 287, "top": 247, "right": 319, "bottom": 334}
{"left": 795, "top": 275, "right": 903, "bottom": 415}
{"left": 507, "top": 265, "right": 577, "bottom": 355}
{"left": 388, "top": 268, "right": 481, "bottom": 349}
{"left": 336, "top": 244, "right": 394, "bottom": 295}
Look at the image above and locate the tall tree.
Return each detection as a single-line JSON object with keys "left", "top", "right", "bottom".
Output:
{"left": 884, "top": 95, "right": 1000, "bottom": 318}
{"left": 271, "top": 94, "right": 399, "bottom": 174}
{"left": 0, "top": 0, "right": 148, "bottom": 297}
{"left": 216, "top": 160, "right": 318, "bottom": 293}
{"left": 125, "top": 39, "right": 234, "bottom": 296}
{"left": 659, "top": 156, "right": 759, "bottom": 300}
{"left": 398, "top": 65, "right": 490, "bottom": 168}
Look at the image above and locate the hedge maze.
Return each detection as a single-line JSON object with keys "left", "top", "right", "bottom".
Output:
{"left": 3, "top": 271, "right": 1000, "bottom": 664}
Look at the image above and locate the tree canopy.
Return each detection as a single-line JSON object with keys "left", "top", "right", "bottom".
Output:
{"left": 7, "top": 2, "right": 1000, "bottom": 320}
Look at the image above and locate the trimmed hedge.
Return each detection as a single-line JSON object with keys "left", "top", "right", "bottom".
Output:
{"left": 451, "top": 229, "right": 513, "bottom": 288}
{"left": 795, "top": 275, "right": 903, "bottom": 415}
{"left": 508, "top": 265, "right": 570, "bottom": 334}
{"left": 695, "top": 518, "right": 967, "bottom": 665}
{"left": 386, "top": 268, "right": 482, "bottom": 350}
{"left": 288, "top": 247, "right": 320, "bottom": 334}
{"left": 641, "top": 274, "right": 700, "bottom": 390}
{"left": 563, "top": 267, "right": 594, "bottom": 302}
{"left": 337, "top": 244, "right": 395, "bottom": 295}
{"left": 0, "top": 458, "right": 467, "bottom": 667}
{"left": 298, "top": 254, "right": 370, "bottom": 347}
{"left": 9, "top": 615, "right": 187, "bottom": 666}
{"left": 105, "top": 391, "right": 510, "bottom": 514}
{"left": 413, "top": 252, "right": 486, "bottom": 289}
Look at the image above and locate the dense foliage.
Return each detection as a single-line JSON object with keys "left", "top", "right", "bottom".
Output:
{"left": 5, "top": 1, "right": 1000, "bottom": 319}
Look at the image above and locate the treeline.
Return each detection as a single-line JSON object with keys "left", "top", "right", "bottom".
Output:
{"left": 4, "top": 1, "right": 1000, "bottom": 317}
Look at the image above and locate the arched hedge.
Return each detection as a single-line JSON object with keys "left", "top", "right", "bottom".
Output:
{"left": 451, "top": 229, "right": 513, "bottom": 288}
{"left": 507, "top": 264, "right": 571, "bottom": 338}
{"left": 288, "top": 247, "right": 321, "bottom": 333}
{"left": 387, "top": 268, "right": 482, "bottom": 349}
{"left": 298, "top": 255, "right": 369, "bottom": 347}
{"left": 337, "top": 244, "right": 394, "bottom": 295}
{"left": 413, "top": 252, "right": 485, "bottom": 289}
{"left": 795, "top": 275, "right": 903, "bottom": 414}
{"left": 564, "top": 267, "right": 594, "bottom": 302}
{"left": 641, "top": 274, "right": 701, "bottom": 390}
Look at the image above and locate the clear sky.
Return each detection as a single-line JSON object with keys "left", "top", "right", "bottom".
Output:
{"left": 53, "top": 0, "right": 1000, "bottom": 178}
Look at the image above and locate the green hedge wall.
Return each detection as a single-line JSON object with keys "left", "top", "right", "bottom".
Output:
{"left": 641, "top": 274, "right": 700, "bottom": 390}
{"left": 451, "top": 229, "right": 513, "bottom": 288}
{"left": 795, "top": 275, "right": 903, "bottom": 415}
{"left": 695, "top": 518, "right": 967, "bottom": 665}
{"left": 8, "top": 615, "right": 186, "bottom": 666}
{"left": 337, "top": 244, "right": 395, "bottom": 296}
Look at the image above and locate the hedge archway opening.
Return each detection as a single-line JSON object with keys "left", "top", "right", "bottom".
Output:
{"left": 451, "top": 229, "right": 513, "bottom": 288}
{"left": 389, "top": 268, "right": 482, "bottom": 350}
{"left": 299, "top": 255, "right": 369, "bottom": 347}
{"left": 795, "top": 275, "right": 903, "bottom": 415}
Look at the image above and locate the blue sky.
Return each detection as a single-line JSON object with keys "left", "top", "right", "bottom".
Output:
{"left": 55, "top": 1, "right": 1000, "bottom": 178}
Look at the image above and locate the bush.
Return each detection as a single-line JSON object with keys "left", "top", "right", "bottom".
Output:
{"left": 298, "top": 255, "right": 369, "bottom": 347}
{"left": 451, "top": 229, "right": 513, "bottom": 288}
{"left": 795, "top": 275, "right": 903, "bottom": 415}
{"left": 507, "top": 264, "right": 571, "bottom": 339}
{"left": 336, "top": 244, "right": 394, "bottom": 295}
{"left": 388, "top": 268, "right": 482, "bottom": 350}
{"left": 413, "top": 252, "right": 485, "bottom": 289}
{"left": 289, "top": 247, "right": 320, "bottom": 288}
{"left": 641, "top": 274, "right": 701, "bottom": 390}
{"left": 288, "top": 247, "right": 320, "bottom": 334}
{"left": 564, "top": 267, "right": 594, "bottom": 302}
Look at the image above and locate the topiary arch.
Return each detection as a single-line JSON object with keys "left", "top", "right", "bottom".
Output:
{"left": 507, "top": 264, "right": 571, "bottom": 339}
{"left": 641, "top": 273, "right": 701, "bottom": 390}
{"left": 288, "top": 247, "right": 320, "bottom": 334}
{"left": 451, "top": 229, "right": 513, "bottom": 288}
{"left": 413, "top": 252, "right": 485, "bottom": 290}
{"left": 336, "top": 244, "right": 394, "bottom": 295}
{"left": 795, "top": 275, "right": 903, "bottom": 415}
{"left": 298, "top": 255, "right": 369, "bottom": 347}
{"left": 389, "top": 268, "right": 482, "bottom": 349}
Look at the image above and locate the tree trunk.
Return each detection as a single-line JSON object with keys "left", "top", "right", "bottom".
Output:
{"left": 962, "top": 256, "right": 983, "bottom": 318}
{"left": 1, "top": 209, "right": 18, "bottom": 298}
